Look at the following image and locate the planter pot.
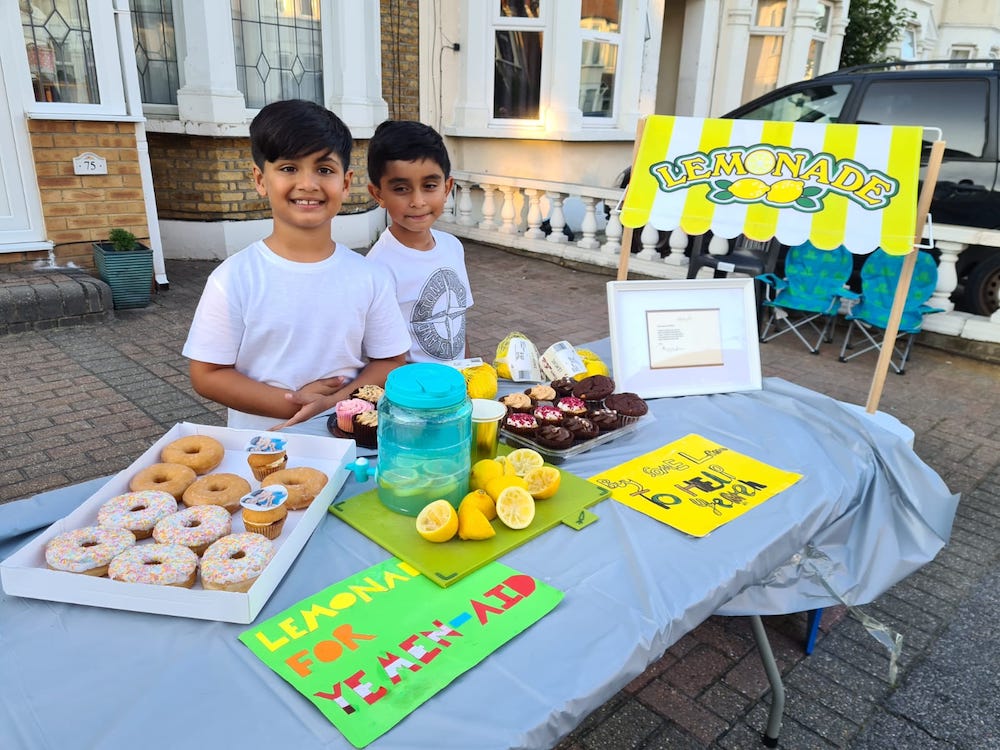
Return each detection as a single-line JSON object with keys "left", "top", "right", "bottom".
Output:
{"left": 93, "top": 243, "right": 153, "bottom": 309}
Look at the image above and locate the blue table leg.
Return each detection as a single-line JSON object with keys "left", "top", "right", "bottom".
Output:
{"left": 805, "top": 608, "right": 823, "bottom": 654}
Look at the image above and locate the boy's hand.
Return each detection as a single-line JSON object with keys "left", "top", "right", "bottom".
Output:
{"left": 299, "top": 376, "right": 348, "bottom": 396}
{"left": 269, "top": 390, "right": 334, "bottom": 430}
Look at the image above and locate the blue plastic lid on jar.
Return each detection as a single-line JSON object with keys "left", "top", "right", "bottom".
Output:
{"left": 384, "top": 363, "right": 468, "bottom": 409}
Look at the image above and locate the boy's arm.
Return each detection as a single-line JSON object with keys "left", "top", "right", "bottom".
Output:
{"left": 190, "top": 360, "right": 310, "bottom": 420}
{"left": 272, "top": 353, "right": 408, "bottom": 429}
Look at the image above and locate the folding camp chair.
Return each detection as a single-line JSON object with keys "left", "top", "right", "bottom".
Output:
{"left": 837, "top": 249, "right": 942, "bottom": 374}
{"left": 757, "top": 241, "right": 853, "bottom": 354}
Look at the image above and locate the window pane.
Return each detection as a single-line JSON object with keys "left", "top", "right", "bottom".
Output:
{"left": 21, "top": 0, "right": 99, "bottom": 104}
{"left": 580, "top": 0, "right": 620, "bottom": 31}
{"left": 579, "top": 40, "right": 617, "bottom": 117}
{"left": 131, "top": 0, "right": 179, "bottom": 105}
{"left": 737, "top": 84, "right": 850, "bottom": 123}
{"left": 742, "top": 34, "right": 784, "bottom": 102}
{"left": 857, "top": 79, "right": 987, "bottom": 158}
{"left": 805, "top": 40, "right": 823, "bottom": 79}
{"left": 494, "top": 30, "right": 542, "bottom": 118}
{"left": 754, "top": 0, "right": 787, "bottom": 28}
{"left": 232, "top": 0, "right": 323, "bottom": 108}
{"left": 500, "top": 1, "right": 540, "bottom": 19}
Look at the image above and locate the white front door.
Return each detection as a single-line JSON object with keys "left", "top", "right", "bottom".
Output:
{"left": 0, "top": 51, "right": 48, "bottom": 251}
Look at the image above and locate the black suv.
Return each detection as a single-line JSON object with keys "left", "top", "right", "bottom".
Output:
{"left": 723, "top": 59, "right": 1000, "bottom": 316}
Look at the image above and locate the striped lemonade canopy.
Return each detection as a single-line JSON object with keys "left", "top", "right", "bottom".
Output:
{"left": 620, "top": 115, "right": 923, "bottom": 255}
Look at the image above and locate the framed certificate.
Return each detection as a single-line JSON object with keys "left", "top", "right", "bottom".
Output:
{"left": 607, "top": 278, "right": 762, "bottom": 398}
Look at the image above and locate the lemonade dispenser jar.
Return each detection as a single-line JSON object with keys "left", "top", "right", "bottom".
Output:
{"left": 376, "top": 363, "right": 472, "bottom": 515}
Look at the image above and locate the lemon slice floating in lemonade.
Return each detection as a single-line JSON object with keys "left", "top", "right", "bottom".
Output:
{"left": 416, "top": 499, "right": 459, "bottom": 543}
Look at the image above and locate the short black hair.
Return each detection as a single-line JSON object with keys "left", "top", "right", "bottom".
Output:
{"left": 249, "top": 99, "right": 353, "bottom": 170}
{"left": 367, "top": 120, "right": 451, "bottom": 185}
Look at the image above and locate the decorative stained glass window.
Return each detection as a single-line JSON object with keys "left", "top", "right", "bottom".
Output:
{"left": 21, "top": 0, "right": 99, "bottom": 104}
{"left": 232, "top": 0, "right": 323, "bottom": 108}
{"left": 131, "top": 0, "right": 179, "bottom": 105}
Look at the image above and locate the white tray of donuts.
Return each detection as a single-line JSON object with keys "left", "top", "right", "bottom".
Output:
{"left": 0, "top": 422, "right": 355, "bottom": 624}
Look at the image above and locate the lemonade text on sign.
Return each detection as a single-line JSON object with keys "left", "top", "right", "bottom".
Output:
{"left": 649, "top": 144, "right": 899, "bottom": 212}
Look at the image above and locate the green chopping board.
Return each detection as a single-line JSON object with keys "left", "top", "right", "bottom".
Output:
{"left": 329, "top": 462, "right": 608, "bottom": 588}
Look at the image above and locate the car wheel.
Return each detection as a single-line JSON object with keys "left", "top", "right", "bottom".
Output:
{"left": 962, "top": 254, "right": 1000, "bottom": 316}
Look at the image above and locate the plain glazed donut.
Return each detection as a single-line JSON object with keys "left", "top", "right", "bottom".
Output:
{"left": 97, "top": 490, "right": 177, "bottom": 540}
{"left": 161, "top": 435, "right": 225, "bottom": 475}
{"left": 261, "top": 467, "right": 329, "bottom": 510}
{"left": 129, "top": 462, "right": 197, "bottom": 501}
{"left": 182, "top": 473, "right": 250, "bottom": 513}
{"left": 153, "top": 504, "right": 232, "bottom": 555}
{"left": 201, "top": 533, "right": 275, "bottom": 592}
{"left": 108, "top": 543, "right": 198, "bottom": 587}
{"left": 45, "top": 526, "right": 136, "bottom": 576}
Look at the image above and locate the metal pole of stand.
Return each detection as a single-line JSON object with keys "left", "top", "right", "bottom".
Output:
{"left": 749, "top": 615, "right": 784, "bottom": 747}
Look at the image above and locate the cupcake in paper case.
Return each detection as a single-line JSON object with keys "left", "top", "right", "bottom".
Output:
{"left": 335, "top": 398, "right": 375, "bottom": 433}
{"left": 498, "top": 392, "right": 533, "bottom": 413}
{"left": 246, "top": 435, "right": 288, "bottom": 481}
{"left": 353, "top": 410, "right": 378, "bottom": 449}
{"left": 603, "top": 392, "right": 649, "bottom": 427}
{"left": 555, "top": 396, "right": 588, "bottom": 418}
{"left": 588, "top": 408, "right": 620, "bottom": 432}
{"left": 524, "top": 384, "right": 557, "bottom": 405}
{"left": 563, "top": 415, "right": 599, "bottom": 442}
{"left": 550, "top": 377, "right": 577, "bottom": 398}
{"left": 504, "top": 411, "right": 539, "bottom": 438}
{"left": 536, "top": 425, "right": 574, "bottom": 451}
{"left": 533, "top": 405, "right": 563, "bottom": 426}
{"left": 351, "top": 384, "right": 385, "bottom": 405}
{"left": 571, "top": 374, "right": 615, "bottom": 407}
{"left": 239, "top": 485, "right": 289, "bottom": 540}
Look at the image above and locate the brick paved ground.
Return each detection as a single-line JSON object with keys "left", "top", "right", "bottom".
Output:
{"left": 2, "top": 241, "right": 999, "bottom": 748}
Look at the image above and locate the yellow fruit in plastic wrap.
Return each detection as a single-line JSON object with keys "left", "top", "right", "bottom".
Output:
{"left": 493, "top": 332, "right": 540, "bottom": 381}
{"left": 461, "top": 362, "right": 498, "bottom": 399}
{"left": 573, "top": 348, "right": 610, "bottom": 380}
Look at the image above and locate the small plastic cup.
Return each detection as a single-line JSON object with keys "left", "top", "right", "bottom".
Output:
{"left": 471, "top": 398, "right": 507, "bottom": 464}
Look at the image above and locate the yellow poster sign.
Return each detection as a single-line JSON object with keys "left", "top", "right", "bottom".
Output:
{"left": 589, "top": 434, "right": 802, "bottom": 537}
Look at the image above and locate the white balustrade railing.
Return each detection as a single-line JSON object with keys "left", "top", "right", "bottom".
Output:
{"left": 438, "top": 171, "right": 1000, "bottom": 343}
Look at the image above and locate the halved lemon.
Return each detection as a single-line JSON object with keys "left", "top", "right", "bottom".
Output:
{"left": 496, "top": 486, "right": 536, "bottom": 530}
{"left": 505, "top": 448, "right": 545, "bottom": 477}
{"left": 524, "top": 466, "right": 561, "bottom": 500}
{"left": 416, "top": 499, "right": 459, "bottom": 543}
{"left": 460, "top": 489, "right": 497, "bottom": 520}
{"left": 470, "top": 458, "right": 504, "bottom": 491}
{"left": 458, "top": 503, "right": 496, "bottom": 540}
{"left": 485, "top": 474, "right": 528, "bottom": 502}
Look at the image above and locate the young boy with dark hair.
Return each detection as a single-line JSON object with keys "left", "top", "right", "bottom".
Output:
{"left": 184, "top": 100, "right": 410, "bottom": 430}
{"left": 366, "top": 120, "right": 474, "bottom": 362}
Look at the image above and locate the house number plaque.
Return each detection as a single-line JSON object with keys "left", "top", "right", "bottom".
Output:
{"left": 73, "top": 152, "right": 108, "bottom": 175}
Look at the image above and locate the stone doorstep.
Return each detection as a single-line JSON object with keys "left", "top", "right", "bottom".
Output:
{"left": 0, "top": 269, "right": 114, "bottom": 334}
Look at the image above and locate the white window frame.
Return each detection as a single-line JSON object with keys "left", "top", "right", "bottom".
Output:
{"left": 579, "top": 2, "right": 623, "bottom": 121}
{"left": 449, "top": 0, "right": 644, "bottom": 142}
{"left": 7, "top": 0, "right": 128, "bottom": 120}
{"left": 743, "top": 0, "right": 791, "bottom": 102}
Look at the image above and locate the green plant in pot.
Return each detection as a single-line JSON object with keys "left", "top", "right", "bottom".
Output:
{"left": 93, "top": 228, "right": 154, "bottom": 309}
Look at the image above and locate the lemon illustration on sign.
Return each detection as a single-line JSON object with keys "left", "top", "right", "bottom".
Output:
{"left": 728, "top": 177, "right": 770, "bottom": 200}
{"left": 767, "top": 178, "right": 806, "bottom": 204}
{"left": 744, "top": 149, "right": 777, "bottom": 175}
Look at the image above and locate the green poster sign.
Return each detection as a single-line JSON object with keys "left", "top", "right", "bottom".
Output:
{"left": 239, "top": 559, "right": 563, "bottom": 747}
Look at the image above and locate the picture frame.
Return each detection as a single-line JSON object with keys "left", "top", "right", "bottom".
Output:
{"left": 606, "top": 278, "right": 762, "bottom": 398}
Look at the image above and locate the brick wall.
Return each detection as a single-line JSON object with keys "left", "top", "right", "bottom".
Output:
{"left": 381, "top": 0, "right": 421, "bottom": 121}
{"left": 11, "top": 120, "right": 150, "bottom": 271}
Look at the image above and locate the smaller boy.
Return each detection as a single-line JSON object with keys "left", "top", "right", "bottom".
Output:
{"left": 183, "top": 100, "right": 410, "bottom": 430}
{"left": 366, "top": 120, "right": 473, "bottom": 363}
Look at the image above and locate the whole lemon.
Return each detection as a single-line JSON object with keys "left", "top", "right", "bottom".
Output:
{"left": 461, "top": 363, "right": 498, "bottom": 399}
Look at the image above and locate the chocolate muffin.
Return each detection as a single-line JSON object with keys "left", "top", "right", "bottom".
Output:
{"left": 550, "top": 377, "right": 577, "bottom": 398}
{"left": 564, "top": 416, "right": 599, "bottom": 441}
{"left": 533, "top": 405, "right": 563, "bottom": 426}
{"left": 352, "top": 410, "right": 378, "bottom": 449}
{"left": 603, "top": 392, "right": 649, "bottom": 426}
{"left": 572, "top": 375, "right": 615, "bottom": 407}
{"left": 535, "top": 425, "right": 574, "bottom": 450}
{"left": 588, "top": 408, "right": 619, "bottom": 432}
{"left": 504, "top": 412, "right": 539, "bottom": 438}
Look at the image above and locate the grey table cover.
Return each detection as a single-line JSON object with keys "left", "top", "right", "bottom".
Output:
{"left": 0, "top": 371, "right": 957, "bottom": 749}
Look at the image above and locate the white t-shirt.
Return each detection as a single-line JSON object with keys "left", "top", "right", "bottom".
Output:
{"left": 366, "top": 228, "right": 474, "bottom": 363}
{"left": 183, "top": 240, "right": 410, "bottom": 429}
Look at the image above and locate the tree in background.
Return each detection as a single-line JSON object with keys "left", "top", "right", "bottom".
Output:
{"left": 839, "top": 0, "right": 916, "bottom": 68}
